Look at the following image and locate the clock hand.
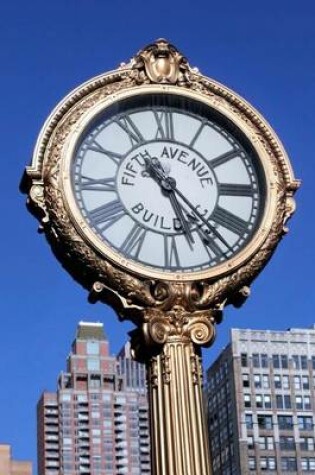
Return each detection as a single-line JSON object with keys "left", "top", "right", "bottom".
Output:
{"left": 141, "top": 152, "right": 195, "bottom": 246}
{"left": 144, "top": 155, "right": 232, "bottom": 251}
{"left": 167, "top": 190, "right": 195, "bottom": 247}
{"left": 170, "top": 185, "right": 233, "bottom": 252}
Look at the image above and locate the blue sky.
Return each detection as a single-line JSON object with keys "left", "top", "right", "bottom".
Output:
{"left": 1, "top": 0, "right": 314, "bottom": 471}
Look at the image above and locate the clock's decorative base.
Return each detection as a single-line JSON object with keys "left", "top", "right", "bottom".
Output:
{"left": 128, "top": 300, "right": 220, "bottom": 475}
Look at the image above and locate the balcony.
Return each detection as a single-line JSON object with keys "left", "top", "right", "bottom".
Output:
{"left": 45, "top": 408, "right": 58, "bottom": 415}
{"left": 46, "top": 434, "right": 59, "bottom": 441}
{"left": 78, "top": 465, "right": 91, "bottom": 473}
{"left": 45, "top": 418, "right": 58, "bottom": 427}
{"left": 116, "top": 467, "right": 128, "bottom": 474}
{"left": 78, "top": 414, "right": 89, "bottom": 421}
{"left": 46, "top": 461, "right": 59, "bottom": 468}
{"left": 45, "top": 443, "right": 59, "bottom": 450}
{"left": 116, "top": 449, "right": 128, "bottom": 463}
{"left": 45, "top": 451, "right": 59, "bottom": 459}
{"left": 116, "top": 441, "right": 127, "bottom": 449}
{"left": 115, "top": 416, "right": 127, "bottom": 423}
{"left": 140, "top": 446, "right": 150, "bottom": 454}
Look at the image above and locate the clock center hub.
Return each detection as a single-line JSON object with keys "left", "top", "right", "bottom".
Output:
{"left": 117, "top": 141, "right": 218, "bottom": 235}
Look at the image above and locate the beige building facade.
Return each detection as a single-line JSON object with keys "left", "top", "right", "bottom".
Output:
{"left": 206, "top": 326, "right": 315, "bottom": 474}
{"left": 0, "top": 444, "right": 32, "bottom": 475}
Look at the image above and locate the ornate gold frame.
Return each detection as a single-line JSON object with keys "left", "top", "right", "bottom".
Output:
{"left": 22, "top": 39, "right": 299, "bottom": 309}
{"left": 21, "top": 39, "right": 300, "bottom": 475}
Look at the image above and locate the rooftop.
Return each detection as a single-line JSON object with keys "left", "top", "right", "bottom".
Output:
{"left": 76, "top": 321, "right": 106, "bottom": 341}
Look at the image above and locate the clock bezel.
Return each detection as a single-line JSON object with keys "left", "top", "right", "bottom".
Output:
{"left": 60, "top": 84, "right": 276, "bottom": 282}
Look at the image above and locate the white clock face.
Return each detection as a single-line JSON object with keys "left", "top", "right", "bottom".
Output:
{"left": 71, "top": 93, "right": 265, "bottom": 274}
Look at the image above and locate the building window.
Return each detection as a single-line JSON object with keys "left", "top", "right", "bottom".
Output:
{"left": 248, "top": 457, "right": 256, "bottom": 471}
{"left": 296, "top": 395, "right": 303, "bottom": 410}
{"left": 245, "top": 414, "right": 253, "bottom": 429}
{"left": 294, "top": 375, "right": 301, "bottom": 390}
{"left": 254, "top": 374, "right": 261, "bottom": 389}
{"left": 87, "top": 358, "right": 100, "bottom": 371}
{"left": 298, "top": 416, "right": 313, "bottom": 431}
{"left": 262, "top": 375, "right": 270, "bottom": 389}
{"left": 292, "top": 355, "right": 300, "bottom": 369}
{"left": 276, "top": 395, "right": 283, "bottom": 409}
{"left": 244, "top": 394, "right": 251, "bottom": 408}
{"left": 261, "top": 354, "right": 268, "bottom": 368}
{"left": 300, "top": 437, "right": 315, "bottom": 451}
{"left": 284, "top": 395, "right": 292, "bottom": 409}
{"left": 281, "top": 457, "right": 297, "bottom": 472}
{"left": 304, "top": 396, "right": 311, "bottom": 410}
{"left": 280, "top": 436, "right": 295, "bottom": 451}
{"left": 301, "top": 355, "right": 308, "bottom": 369}
{"left": 278, "top": 415, "right": 293, "bottom": 430}
{"left": 301, "top": 457, "right": 315, "bottom": 471}
{"left": 241, "top": 353, "right": 248, "bottom": 367}
{"left": 247, "top": 436, "right": 254, "bottom": 449}
{"left": 264, "top": 395, "right": 271, "bottom": 409}
{"left": 242, "top": 373, "right": 250, "bottom": 388}
{"left": 302, "top": 376, "right": 310, "bottom": 390}
{"left": 275, "top": 394, "right": 290, "bottom": 409}
{"left": 258, "top": 414, "right": 273, "bottom": 430}
{"left": 312, "top": 356, "right": 315, "bottom": 370}
{"left": 281, "top": 354, "right": 289, "bottom": 369}
{"left": 260, "top": 456, "right": 276, "bottom": 471}
{"left": 259, "top": 436, "right": 274, "bottom": 450}
{"left": 283, "top": 375, "right": 290, "bottom": 389}
{"left": 60, "top": 393, "right": 71, "bottom": 402}
{"left": 274, "top": 374, "right": 281, "bottom": 389}
{"left": 87, "top": 341, "right": 100, "bottom": 355}
{"left": 255, "top": 395, "right": 263, "bottom": 408}
{"left": 272, "top": 354, "right": 280, "bottom": 369}
{"left": 252, "top": 353, "right": 260, "bottom": 368}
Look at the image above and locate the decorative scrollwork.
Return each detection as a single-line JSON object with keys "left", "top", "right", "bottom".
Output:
{"left": 21, "top": 39, "right": 299, "bottom": 358}
{"left": 189, "top": 319, "right": 215, "bottom": 347}
{"left": 131, "top": 38, "right": 191, "bottom": 85}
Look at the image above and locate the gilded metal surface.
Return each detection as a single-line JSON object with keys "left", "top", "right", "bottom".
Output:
{"left": 147, "top": 340, "right": 212, "bottom": 475}
{"left": 21, "top": 40, "right": 300, "bottom": 475}
{"left": 22, "top": 40, "right": 299, "bottom": 302}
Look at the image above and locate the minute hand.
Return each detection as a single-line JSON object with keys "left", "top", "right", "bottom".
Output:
{"left": 172, "top": 186, "right": 233, "bottom": 251}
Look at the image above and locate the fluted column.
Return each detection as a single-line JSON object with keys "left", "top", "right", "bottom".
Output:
{"left": 129, "top": 287, "right": 220, "bottom": 475}
{"left": 147, "top": 337, "right": 212, "bottom": 475}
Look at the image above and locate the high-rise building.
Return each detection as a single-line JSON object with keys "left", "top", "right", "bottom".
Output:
{"left": 206, "top": 326, "right": 315, "bottom": 475}
{"left": 0, "top": 444, "right": 32, "bottom": 475}
{"left": 117, "top": 341, "right": 150, "bottom": 471}
{"left": 37, "top": 322, "right": 150, "bottom": 475}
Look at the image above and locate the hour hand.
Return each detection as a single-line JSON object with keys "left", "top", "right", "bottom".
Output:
{"left": 140, "top": 151, "right": 194, "bottom": 246}
{"left": 140, "top": 151, "right": 166, "bottom": 182}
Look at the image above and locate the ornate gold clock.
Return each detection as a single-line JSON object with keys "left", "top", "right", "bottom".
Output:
{"left": 21, "top": 40, "right": 299, "bottom": 475}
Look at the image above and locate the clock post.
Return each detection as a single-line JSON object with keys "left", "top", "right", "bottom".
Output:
{"left": 21, "top": 40, "right": 299, "bottom": 475}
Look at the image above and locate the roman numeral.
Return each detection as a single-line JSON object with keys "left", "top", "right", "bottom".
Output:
{"left": 218, "top": 183, "right": 253, "bottom": 197}
{"left": 194, "top": 226, "right": 224, "bottom": 259}
{"left": 164, "top": 236, "right": 180, "bottom": 268}
{"left": 114, "top": 115, "right": 144, "bottom": 146}
{"left": 89, "top": 200, "right": 125, "bottom": 230}
{"left": 81, "top": 176, "right": 116, "bottom": 192}
{"left": 211, "top": 206, "right": 248, "bottom": 236}
{"left": 189, "top": 121, "right": 205, "bottom": 148}
{"left": 153, "top": 110, "right": 174, "bottom": 140}
{"left": 121, "top": 225, "right": 147, "bottom": 258}
{"left": 209, "top": 150, "right": 240, "bottom": 168}
{"left": 87, "top": 140, "right": 123, "bottom": 165}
